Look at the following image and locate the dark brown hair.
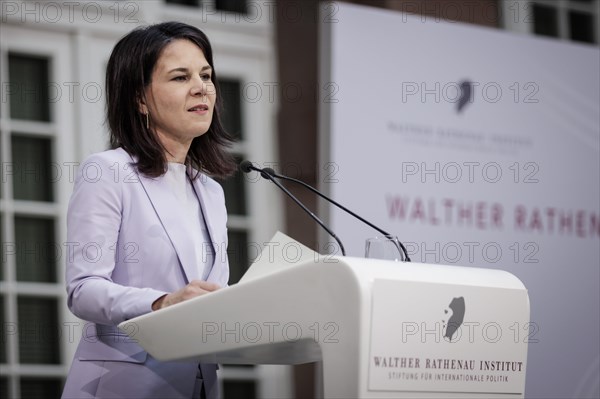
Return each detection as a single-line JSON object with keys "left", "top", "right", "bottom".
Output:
{"left": 106, "top": 21, "right": 236, "bottom": 178}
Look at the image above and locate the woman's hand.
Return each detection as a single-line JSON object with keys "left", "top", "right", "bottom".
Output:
{"left": 152, "top": 280, "right": 220, "bottom": 311}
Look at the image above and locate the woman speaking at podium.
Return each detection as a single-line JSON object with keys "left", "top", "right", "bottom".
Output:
{"left": 62, "top": 22, "right": 234, "bottom": 399}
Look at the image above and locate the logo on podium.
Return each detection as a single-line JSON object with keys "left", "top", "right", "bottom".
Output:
{"left": 443, "top": 296, "right": 465, "bottom": 342}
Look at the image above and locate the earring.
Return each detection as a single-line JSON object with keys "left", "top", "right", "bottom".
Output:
{"left": 145, "top": 113, "right": 149, "bottom": 129}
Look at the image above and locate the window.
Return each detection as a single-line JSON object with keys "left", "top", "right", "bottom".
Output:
{"left": 223, "top": 379, "right": 257, "bottom": 399}
{"left": 503, "top": 0, "right": 600, "bottom": 44}
{"left": 11, "top": 135, "right": 54, "bottom": 203}
{"left": 570, "top": 10, "right": 596, "bottom": 43}
{"left": 532, "top": 3, "right": 559, "bottom": 37}
{"left": 17, "top": 297, "right": 60, "bottom": 364}
{"left": 14, "top": 216, "right": 56, "bottom": 283}
{"left": 220, "top": 79, "right": 244, "bottom": 140}
{"left": 165, "top": 0, "right": 249, "bottom": 15}
{"left": 226, "top": 229, "right": 249, "bottom": 284}
{"left": 215, "top": 0, "right": 248, "bottom": 14}
{"left": 165, "top": 0, "right": 200, "bottom": 6}
{"left": 20, "top": 377, "right": 64, "bottom": 399}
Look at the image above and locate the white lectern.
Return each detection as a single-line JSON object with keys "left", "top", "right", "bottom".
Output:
{"left": 119, "top": 236, "right": 529, "bottom": 398}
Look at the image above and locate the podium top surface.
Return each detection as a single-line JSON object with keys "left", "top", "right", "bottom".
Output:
{"left": 119, "top": 257, "right": 528, "bottom": 364}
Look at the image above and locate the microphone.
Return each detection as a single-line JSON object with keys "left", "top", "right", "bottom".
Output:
{"left": 240, "top": 161, "right": 346, "bottom": 256}
{"left": 259, "top": 165, "right": 411, "bottom": 262}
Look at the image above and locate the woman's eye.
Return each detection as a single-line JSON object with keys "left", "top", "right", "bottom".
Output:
{"left": 201, "top": 74, "right": 211, "bottom": 82}
{"left": 173, "top": 76, "right": 187, "bottom": 81}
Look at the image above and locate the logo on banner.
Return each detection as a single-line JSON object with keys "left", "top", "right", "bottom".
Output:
{"left": 456, "top": 80, "right": 473, "bottom": 113}
{"left": 443, "top": 297, "right": 465, "bottom": 342}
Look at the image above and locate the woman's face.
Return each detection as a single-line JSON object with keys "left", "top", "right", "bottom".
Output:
{"left": 142, "top": 39, "right": 216, "bottom": 147}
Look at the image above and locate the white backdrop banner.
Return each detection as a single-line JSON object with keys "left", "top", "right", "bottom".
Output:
{"left": 322, "top": 3, "right": 599, "bottom": 398}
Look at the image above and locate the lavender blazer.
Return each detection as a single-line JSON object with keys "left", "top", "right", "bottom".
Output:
{"left": 62, "top": 148, "right": 229, "bottom": 399}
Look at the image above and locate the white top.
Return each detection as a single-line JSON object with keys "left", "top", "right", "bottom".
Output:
{"left": 164, "top": 162, "right": 214, "bottom": 280}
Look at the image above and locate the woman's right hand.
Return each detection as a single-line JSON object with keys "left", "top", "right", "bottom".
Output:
{"left": 152, "top": 280, "right": 221, "bottom": 311}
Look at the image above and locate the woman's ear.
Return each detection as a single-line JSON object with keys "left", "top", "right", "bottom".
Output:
{"left": 137, "top": 93, "right": 148, "bottom": 115}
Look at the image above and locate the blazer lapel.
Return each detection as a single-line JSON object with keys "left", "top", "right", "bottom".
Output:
{"left": 137, "top": 172, "right": 200, "bottom": 283}
{"left": 189, "top": 169, "right": 221, "bottom": 282}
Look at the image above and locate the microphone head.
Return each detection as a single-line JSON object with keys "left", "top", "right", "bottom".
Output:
{"left": 239, "top": 160, "right": 254, "bottom": 173}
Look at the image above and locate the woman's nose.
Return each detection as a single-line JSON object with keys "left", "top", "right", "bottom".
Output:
{"left": 190, "top": 77, "right": 207, "bottom": 97}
